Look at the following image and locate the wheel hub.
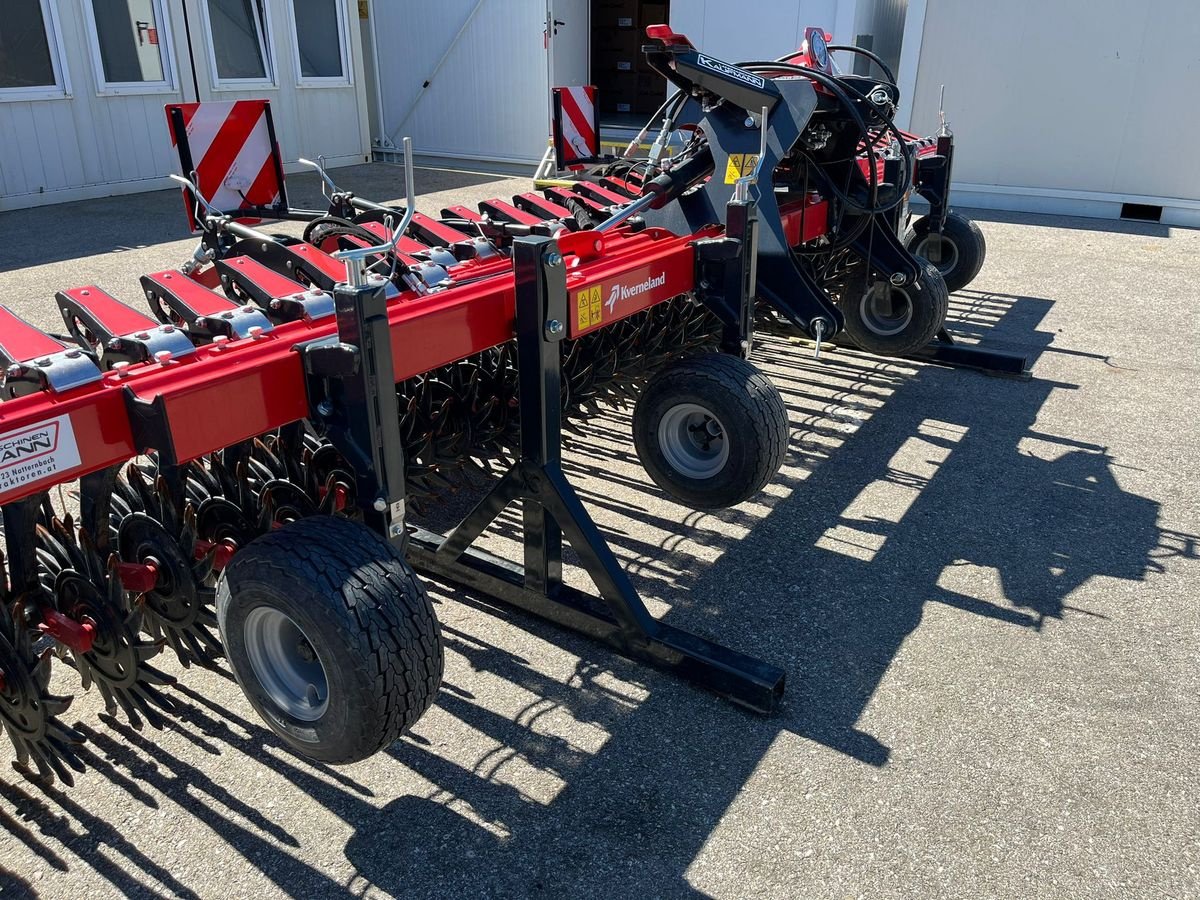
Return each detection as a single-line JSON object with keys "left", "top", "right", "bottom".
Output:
{"left": 860, "top": 282, "right": 915, "bottom": 337}
{"left": 118, "top": 513, "right": 197, "bottom": 629}
{"left": 915, "top": 233, "right": 959, "bottom": 276}
{"left": 243, "top": 607, "right": 329, "bottom": 722}
{"left": 658, "top": 403, "right": 730, "bottom": 479}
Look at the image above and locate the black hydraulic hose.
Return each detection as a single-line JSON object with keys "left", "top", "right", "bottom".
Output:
{"left": 825, "top": 45, "right": 897, "bottom": 87}
{"left": 737, "top": 61, "right": 885, "bottom": 214}
{"left": 642, "top": 145, "right": 715, "bottom": 208}
{"left": 302, "top": 215, "right": 381, "bottom": 246}
{"left": 737, "top": 60, "right": 914, "bottom": 215}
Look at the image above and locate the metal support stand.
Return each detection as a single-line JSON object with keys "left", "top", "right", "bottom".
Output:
{"left": 406, "top": 237, "right": 785, "bottom": 713}
{"left": 694, "top": 196, "right": 759, "bottom": 358}
{"left": 302, "top": 278, "right": 408, "bottom": 545}
{"left": 908, "top": 328, "right": 1030, "bottom": 378}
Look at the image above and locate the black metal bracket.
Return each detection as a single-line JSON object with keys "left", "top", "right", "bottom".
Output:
{"left": 301, "top": 279, "right": 408, "bottom": 545}
{"left": 912, "top": 328, "right": 1030, "bottom": 378}
{"left": 693, "top": 196, "right": 759, "bottom": 358}
{"left": 913, "top": 134, "right": 955, "bottom": 231}
{"left": 405, "top": 236, "right": 786, "bottom": 713}
{"left": 639, "top": 78, "right": 844, "bottom": 341}
{"left": 1, "top": 498, "right": 42, "bottom": 600}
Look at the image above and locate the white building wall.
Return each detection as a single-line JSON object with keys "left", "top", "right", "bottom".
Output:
{"left": 0, "top": 0, "right": 187, "bottom": 206}
{"left": 373, "top": 0, "right": 551, "bottom": 165}
{"left": 0, "top": 0, "right": 370, "bottom": 212}
{"left": 907, "top": 0, "right": 1200, "bottom": 225}
{"left": 854, "top": 0, "right": 906, "bottom": 77}
{"left": 670, "top": 0, "right": 854, "bottom": 64}
{"left": 370, "top": 1, "right": 870, "bottom": 167}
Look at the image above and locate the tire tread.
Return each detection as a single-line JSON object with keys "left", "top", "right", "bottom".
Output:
{"left": 634, "top": 354, "right": 788, "bottom": 509}
{"left": 217, "top": 516, "right": 442, "bottom": 764}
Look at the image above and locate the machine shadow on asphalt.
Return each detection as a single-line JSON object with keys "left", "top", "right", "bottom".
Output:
{"left": 2, "top": 283, "right": 1191, "bottom": 898}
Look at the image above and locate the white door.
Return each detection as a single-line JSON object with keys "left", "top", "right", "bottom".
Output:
{"left": 547, "top": 0, "right": 590, "bottom": 90}
{"left": 373, "top": 0, "right": 559, "bottom": 165}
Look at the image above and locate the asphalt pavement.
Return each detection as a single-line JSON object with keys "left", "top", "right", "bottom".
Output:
{"left": 0, "top": 164, "right": 1196, "bottom": 899}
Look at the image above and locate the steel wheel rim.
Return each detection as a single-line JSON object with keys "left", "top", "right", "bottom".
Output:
{"left": 915, "top": 234, "right": 959, "bottom": 276}
{"left": 860, "top": 282, "right": 915, "bottom": 337}
{"left": 658, "top": 403, "right": 729, "bottom": 479}
{"left": 243, "top": 607, "right": 329, "bottom": 721}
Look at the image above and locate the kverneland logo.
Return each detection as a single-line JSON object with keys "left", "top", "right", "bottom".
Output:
{"left": 0, "top": 425, "right": 56, "bottom": 468}
{"left": 606, "top": 272, "right": 667, "bottom": 313}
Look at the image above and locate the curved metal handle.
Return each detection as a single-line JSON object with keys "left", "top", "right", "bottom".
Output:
{"left": 334, "top": 137, "right": 417, "bottom": 286}
{"left": 298, "top": 154, "right": 341, "bottom": 199}
{"left": 169, "top": 172, "right": 224, "bottom": 219}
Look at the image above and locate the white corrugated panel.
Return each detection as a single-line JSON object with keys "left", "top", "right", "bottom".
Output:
{"left": 670, "top": 0, "right": 849, "bottom": 63}
{"left": 0, "top": 0, "right": 371, "bottom": 210}
{"left": 909, "top": 0, "right": 1200, "bottom": 219}
{"left": 853, "top": 0, "right": 906, "bottom": 77}
{"left": 0, "top": 0, "right": 187, "bottom": 206}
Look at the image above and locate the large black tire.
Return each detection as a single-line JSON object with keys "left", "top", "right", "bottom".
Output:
{"left": 216, "top": 516, "right": 442, "bottom": 764}
{"left": 633, "top": 353, "right": 788, "bottom": 510}
{"left": 904, "top": 212, "right": 986, "bottom": 293}
{"left": 836, "top": 258, "right": 949, "bottom": 357}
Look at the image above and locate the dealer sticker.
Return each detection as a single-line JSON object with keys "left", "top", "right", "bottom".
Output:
{"left": 0, "top": 415, "right": 80, "bottom": 497}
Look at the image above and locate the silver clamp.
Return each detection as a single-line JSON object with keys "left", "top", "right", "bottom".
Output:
{"left": 268, "top": 289, "right": 337, "bottom": 322}
{"left": 104, "top": 323, "right": 197, "bottom": 367}
{"left": 3, "top": 348, "right": 102, "bottom": 398}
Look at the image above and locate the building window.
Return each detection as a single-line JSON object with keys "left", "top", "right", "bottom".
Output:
{"left": 85, "top": 0, "right": 174, "bottom": 91}
{"left": 205, "top": 0, "right": 272, "bottom": 84}
{"left": 290, "top": 0, "right": 347, "bottom": 82}
{"left": 0, "top": 0, "right": 67, "bottom": 98}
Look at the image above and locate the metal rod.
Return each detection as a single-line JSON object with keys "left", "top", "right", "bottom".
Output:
{"left": 334, "top": 138, "right": 415, "bottom": 286}
{"left": 594, "top": 192, "right": 658, "bottom": 232}
{"left": 297, "top": 156, "right": 341, "bottom": 198}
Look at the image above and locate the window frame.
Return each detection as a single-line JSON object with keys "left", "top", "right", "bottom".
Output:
{"left": 285, "top": 0, "right": 352, "bottom": 88}
{"left": 0, "top": 0, "right": 72, "bottom": 103}
{"left": 198, "top": 0, "right": 277, "bottom": 91}
{"left": 81, "top": 0, "right": 178, "bottom": 96}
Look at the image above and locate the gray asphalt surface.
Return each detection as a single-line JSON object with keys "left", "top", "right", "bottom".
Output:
{"left": 0, "top": 164, "right": 1197, "bottom": 899}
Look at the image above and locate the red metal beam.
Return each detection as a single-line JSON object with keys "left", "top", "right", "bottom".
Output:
{"left": 0, "top": 227, "right": 705, "bottom": 505}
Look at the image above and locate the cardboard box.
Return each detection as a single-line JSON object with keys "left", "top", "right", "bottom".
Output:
{"left": 592, "top": 27, "right": 641, "bottom": 56}
{"left": 597, "top": 71, "right": 638, "bottom": 114}
{"left": 636, "top": 71, "right": 666, "bottom": 108}
{"left": 594, "top": 49, "right": 639, "bottom": 75}
{"left": 639, "top": 2, "right": 668, "bottom": 28}
{"left": 594, "top": 0, "right": 639, "bottom": 30}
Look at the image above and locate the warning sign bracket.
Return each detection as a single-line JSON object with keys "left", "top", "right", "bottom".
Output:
{"left": 166, "top": 100, "right": 292, "bottom": 233}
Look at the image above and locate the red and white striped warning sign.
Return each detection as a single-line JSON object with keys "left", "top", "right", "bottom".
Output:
{"left": 552, "top": 86, "right": 598, "bottom": 167}
{"left": 166, "top": 100, "right": 285, "bottom": 231}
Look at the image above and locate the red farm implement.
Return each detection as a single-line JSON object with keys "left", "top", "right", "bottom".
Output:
{"left": 543, "top": 26, "right": 1017, "bottom": 373}
{"left": 0, "top": 27, "right": 1019, "bottom": 786}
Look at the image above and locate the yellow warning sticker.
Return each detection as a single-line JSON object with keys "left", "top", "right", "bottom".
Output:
{"left": 576, "top": 286, "right": 603, "bottom": 331}
{"left": 724, "top": 153, "right": 760, "bottom": 184}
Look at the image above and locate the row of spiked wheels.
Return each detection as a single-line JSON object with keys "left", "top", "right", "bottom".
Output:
{"left": 0, "top": 293, "right": 795, "bottom": 783}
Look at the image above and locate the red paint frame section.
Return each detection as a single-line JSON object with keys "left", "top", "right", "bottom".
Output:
{"left": 0, "top": 230, "right": 702, "bottom": 506}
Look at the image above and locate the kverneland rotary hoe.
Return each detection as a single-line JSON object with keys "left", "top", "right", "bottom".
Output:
{"left": 0, "top": 27, "right": 1022, "bottom": 785}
